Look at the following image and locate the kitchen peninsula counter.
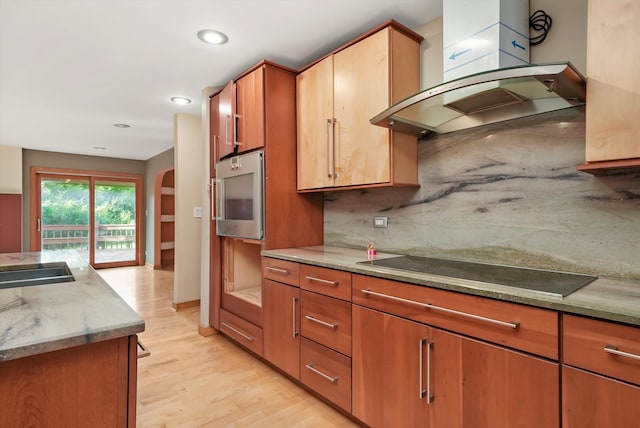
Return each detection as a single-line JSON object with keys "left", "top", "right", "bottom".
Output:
{"left": 262, "top": 246, "right": 640, "bottom": 326}
{"left": 0, "top": 251, "right": 144, "bottom": 362}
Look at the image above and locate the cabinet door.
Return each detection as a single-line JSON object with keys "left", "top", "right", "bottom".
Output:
{"left": 209, "top": 94, "right": 219, "bottom": 174}
{"left": 217, "top": 80, "right": 235, "bottom": 160}
{"left": 333, "top": 28, "right": 391, "bottom": 187}
{"left": 236, "top": 66, "right": 265, "bottom": 154}
{"left": 585, "top": 0, "right": 640, "bottom": 162}
{"left": 563, "top": 365, "right": 640, "bottom": 428}
{"left": 262, "top": 279, "right": 300, "bottom": 379}
{"left": 437, "top": 335, "right": 560, "bottom": 428}
{"left": 297, "top": 55, "right": 334, "bottom": 190}
{"left": 352, "top": 305, "right": 430, "bottom": 427}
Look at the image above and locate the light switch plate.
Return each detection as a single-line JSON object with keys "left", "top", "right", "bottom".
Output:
{"left": 193, "top": 207, "right": 202, "bottom": 218}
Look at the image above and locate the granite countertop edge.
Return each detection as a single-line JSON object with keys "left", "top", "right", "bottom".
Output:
{"left": 262, "top": 246, "right": 640, "bottom": 327}
{"left": 0, "top": 252, "right": 145, "bottom": 362}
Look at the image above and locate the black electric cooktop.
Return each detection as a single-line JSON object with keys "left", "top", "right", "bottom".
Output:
{"left": 358, "top": 255, "right": 597, "bottom": 297}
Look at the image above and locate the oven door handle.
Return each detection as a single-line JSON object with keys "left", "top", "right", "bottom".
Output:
{"left": 214, "top": 178, "right": 224, "bottom": 221}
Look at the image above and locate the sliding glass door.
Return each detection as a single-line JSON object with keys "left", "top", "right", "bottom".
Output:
{"left": 32, "top": 168, "right": 143, "bottom": 268}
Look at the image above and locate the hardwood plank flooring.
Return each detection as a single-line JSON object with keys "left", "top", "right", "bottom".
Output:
{"left": 98, "top": 266, "right": 360, "bottom": 428}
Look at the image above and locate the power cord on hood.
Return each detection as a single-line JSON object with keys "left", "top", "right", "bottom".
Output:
{"left": 529, "top": 9, "right": 552, "bottom": 46}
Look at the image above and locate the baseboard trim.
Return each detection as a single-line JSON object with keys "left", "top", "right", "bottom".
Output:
{"left": 171, "top": 299, "right": 200, "bottom": 311}
{"left": 198, "top": 325, "right": 218, "bottom": 337}
{"left": 144, "top": 262, "right": 154, "bottom": 270}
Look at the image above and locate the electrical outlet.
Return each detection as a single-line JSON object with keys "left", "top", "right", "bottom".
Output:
{"left": 373, "top": 216, "right": 388, "bottom": 228}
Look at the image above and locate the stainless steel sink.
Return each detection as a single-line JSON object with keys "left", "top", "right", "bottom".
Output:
{"left": 0, "top": 262, "right": 75, "bottom": 289}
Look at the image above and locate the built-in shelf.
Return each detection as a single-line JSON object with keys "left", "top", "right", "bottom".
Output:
{"left": 160, "top": 187, "right": 175, "bottom": 195}
{"left": 160, "top": 215, "right": 175, "bottom": 222}
{"left": 154, "top": 169, "right": 175, "bottom": 270}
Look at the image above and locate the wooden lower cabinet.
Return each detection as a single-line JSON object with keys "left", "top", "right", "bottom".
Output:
{"left": 352, "top": 305, "right": 559, "bottom": 428}
{"left": 0, "top": 336, "right": 138, "bottom": 428}
{"left": 262, "top": 279, "right": 300, "bottom": 378}
{"left": 562, "top": 366, "right": 640, "bottom": 428}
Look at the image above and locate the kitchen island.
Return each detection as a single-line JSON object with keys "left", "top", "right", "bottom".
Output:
{"left": 0, "top": 251, "right": 144, "bottom": 428}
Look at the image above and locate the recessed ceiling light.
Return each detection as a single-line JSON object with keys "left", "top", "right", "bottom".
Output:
{"left": 92, "top": 146, "right": 107, "bottom": 150}
{"left": 113, "top": 123, "right": 130, "bottom": 128}
{"left": 197, "top": 29, "right": 228, "bottom": 45}
{"left": 170, "top": 96, "right": 192, "bottom": 105}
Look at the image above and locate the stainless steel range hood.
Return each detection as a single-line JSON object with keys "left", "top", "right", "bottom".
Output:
{"left": 371, "top": 62, "right": 586, "bottom": 137}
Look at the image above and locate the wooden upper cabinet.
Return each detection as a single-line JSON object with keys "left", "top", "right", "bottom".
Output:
{"left": 236, "top": 66, "right": 265, "bottom": 154}
{"left": 297, "top": 22, "right": 422, "bottom": 191}
{"left": 580, "top": 0, "right": 640, "bottom": 172}
{"left": 216, "top": 80, "right": 235, "bottom": 160}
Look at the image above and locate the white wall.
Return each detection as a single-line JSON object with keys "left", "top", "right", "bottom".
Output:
{"left": 0, "top": 146, "right": 22, "bottom": 194}
{"left": 173, "top": 113, "right": 203, "bottom": 304}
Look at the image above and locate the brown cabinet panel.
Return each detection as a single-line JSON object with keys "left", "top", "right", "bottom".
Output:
{"left": 220, "top": 308, "right": 263, "bottom": 356}
{"left": 235, "top": 66, "right": 265, "bottom": 153}
{"left": 262, "top": 257, "right": 300, "bottom": 287}
{"left": 563, "top": 365, "right": 640, "bottom": 428}
{"left": 216, "top": 80, "right": 236, "bottom": 160}
{"left": 563, "top": 314, "right": 640, "bottom": 385}
{"left": 300, "top": 337, "right": 351, "bottom": 413}
{"left": 300, "top": 264, "right": 352, "bottom": 301}
{"left": 0, "top": 336, "right": 135, "bottom": 428}
{"left": 263, "top": 280, "right": 300, "bottom": 379}
{"left": 352, "top": 305, "right": 430, "bottom": 427}
{"left": 300, "top": 290, "right": 351, "bottom": 356}
{"left": 353, "top": 274, "right": 558, "bottom": 359}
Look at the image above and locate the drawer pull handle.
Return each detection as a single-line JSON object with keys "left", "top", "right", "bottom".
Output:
{"left": 305, "top": 276, "right": 339, "bottom": 286}
{"left": 604, "top": 345, "right": 640, "bottom": 361}
{"left": 305, "top": 315, "right": 338, "bottom": 329}
{"left": 305, "top": 363, "right": 339, "bottom": 383}
{"left": 222, "top": 321, "right": 255, "bottom": 342}
{"left": 361, "top": 289, "right": 519, "bottom": 329}
{"left": 266, "top": 266, "right": 290, "bottom": 275}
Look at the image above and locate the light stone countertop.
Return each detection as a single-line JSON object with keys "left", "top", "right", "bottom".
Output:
{"left": 262, "top": 246, "right": 640, "bottom": 327}
{"left": 0, "top": 251, "right": 144, "bottom": 362}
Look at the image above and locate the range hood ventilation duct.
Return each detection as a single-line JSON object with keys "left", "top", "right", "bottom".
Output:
{"left": 372, "top": 1, "right": 586, "bottom": 137}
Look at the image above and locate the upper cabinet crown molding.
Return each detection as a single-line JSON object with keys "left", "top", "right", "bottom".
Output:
{"left": 579, "top": 0, "right": 640, "bottom": 175}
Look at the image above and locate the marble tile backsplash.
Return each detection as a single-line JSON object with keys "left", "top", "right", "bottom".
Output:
{"left": 324, "top": 109, "right": 640, "bottom": 279}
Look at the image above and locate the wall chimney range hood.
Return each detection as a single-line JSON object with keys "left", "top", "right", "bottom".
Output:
{"left": 371, "top": 61, "right": 586, "bottom": 138}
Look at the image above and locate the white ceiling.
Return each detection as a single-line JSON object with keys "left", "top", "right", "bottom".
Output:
{"left": 0, "top": 0, "right": 442, "bottom": 161}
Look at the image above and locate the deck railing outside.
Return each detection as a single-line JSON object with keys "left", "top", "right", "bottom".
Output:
{"left": 42, "top": 224, "right": 136, "bottom": 250}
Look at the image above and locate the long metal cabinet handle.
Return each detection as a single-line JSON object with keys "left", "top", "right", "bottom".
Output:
{"left": 326, "top": 119, "right": 332, "bottom": 178}
{"left": 331, "top": 118, "right": 336, "bottom": 178}
{"left": 215, "top": 178, "right": 224, "bottom": 220}
{"left": 221, "top": 321, "right": 255, "bottom": 342}
{"left": 225, "top": 114, "right": 231, "bottom": 145}
{"left": 305, "top": 315, "right": 338, "bottom": 329}
{"left": 211, "top": 178, "right": 216, "bottom": 221}
{"left": 426, "top": 339, "right": 433, "bottom": 403}
{"left": 234, "top": 113, "right": 240, "bottom": 147}
{"left": 361, "top": 289, "right": 519, "bottom": 329}
{"left": 266, "top": 266, "right": 290, "bottom": 275}
{"left": 419, "top": 338, "right": 426, "bottom": 400}
{"left": 305, "top": 364, "right": 339, "bottom": 383}
{"left": 137, "top": 339, "right": 151, "bottom": 359}
{"left": 305, "top": 276, "right": 339, "bottom": 286}
{"left": 292, "top": 297, "right": 299, "bottom": 338}
{"left": 604, "top": 345, "right": 640, "bottom": 360}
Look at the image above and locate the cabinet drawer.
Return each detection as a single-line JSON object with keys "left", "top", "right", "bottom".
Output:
{"left": 300, "top": 337, "right": 351, "bottom": 412}
{"left": 563, "top": 315, "right": 640, "bottom": 385}
{"left": 262, "top": 258, "right": 300, "bottom": 287}
{"left": 220, "top": 309, "right": 263, "bottom": 356}
{"left": 352, "top": 274, "right": 558, "bottom": 360}
{"left": 300, "top": 290, "right": 352, "bottom": 356}
{"left": 300, "top": 265, "right": 351, "bottom": 301}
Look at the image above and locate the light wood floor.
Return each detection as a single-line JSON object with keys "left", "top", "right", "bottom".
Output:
{"left": 98, "top": 266, "right": 360, "bottom": 428}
